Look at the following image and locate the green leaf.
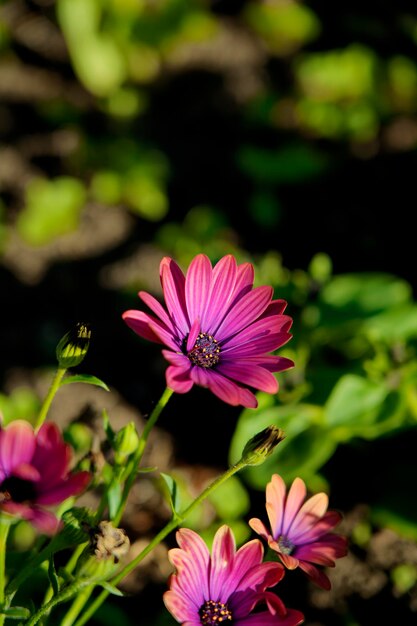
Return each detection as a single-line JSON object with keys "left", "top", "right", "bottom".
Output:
{"left": 97, "top": 581, "right": 124, "bottom": 597}
{"left": 324, "top": 374, "right": 388, "bottom": 433}
{"left": 61, "top": 374, "right": 110, "bottom": 391}
{"left": 0, "top": 606, "right": 30, "bottom": 619}
{"left": 102, "top": 409, "right": 115, "bottom": 445}
{"left": 160, "top": 472, "right": 181, "bottom": 514}
{"left": 320, "top": 273, "right": 412, "bottom": 314}
{"left": 364, "top": 304, "right": 417, "bottom": 342}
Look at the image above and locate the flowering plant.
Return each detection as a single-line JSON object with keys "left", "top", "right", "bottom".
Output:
{"left": 0, "top": 254, "right": 347, "bottom": 625}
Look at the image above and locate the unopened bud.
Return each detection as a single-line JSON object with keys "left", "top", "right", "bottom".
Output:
{"left": 241, "top": 425, "right": 285, "bottom": 466}
{"left": 113, "top": 422, "right": 140, "bottom": 464}
{"left": 56, "top": 322, "right": 91, "bottom": 369}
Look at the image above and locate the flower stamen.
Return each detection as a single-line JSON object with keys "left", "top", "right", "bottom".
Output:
{"left": 188, "top": 333, "right": 221, "bottom": 368}
{"left": 278, "top": 534, "right": 295, "bottom": 555}
{"left": 199, "top": 599, "right": 233, "bottom": 625}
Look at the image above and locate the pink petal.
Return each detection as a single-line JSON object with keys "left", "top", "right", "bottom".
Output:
{"left": 238, "top": 387, "right": 258, "bottom": 408}
{"left": 292, "top": 510, "right": 342, "bottom": 543}
{"left": 0, "top": 420, "right": 35, "bottom": 476}
{"left": 217, "top": 362, "right": 278, "bottom": 393}
{"left": 161, "top": 350, "right": 190, "bottom": 367}
{"left": 36, "top": 471, "right": 90, "bottom": 505}
{"left": 223, "top": 332, "right": 292, "bottom": 358}
{"left": 176, "top": 528, "right": 210, "bottom": 568}
{"left": 235, "top": 561, "right": 285, "bottom": 594}
{"left": 203, "top": 255, "right": 238, "bottom": 332}
{"left": 32, "top": 423, "right": 71, "bottom": 488}
{"left": 204, "top": 370, "right": 242, "bottom": 406}
{"left": 215, "top": 286, "right": 273, "bottom": 340}
{"left": 139, "top": 291, "right": 175, "bottom": 334}
{"left": 185, "top": 254, "right": 212, "bottom": 325}
{"left": 248, "top": 517, "right": 271, "bottom": 542}
{"left": 281, "top": 477, "right": 307, "bottom": 536}
{"left": 186, "top": 318, "right": 201, "bottom": 352}
{"left": 221, "top": 317, "right": 289, "bottom": 351}
{"left": 230, "top": 262, "right": 255, "bottom": 306}
{"left": 163, "top": 589, "right": 198, "bottom": 623}
{"left": 165, "top": 366, "right": 194, "bottom": 394}
{"left": 260, "top": 299, "right": 288, "bottom": 318}
{"left": 265, "top": 474, "right": 287, "bottom": 538}
{"left": 148, "top": 320, "right": 182, "bottom": 351}
{"left": 296, "top": 534, "right": 348, "bottom": 564}
{"left": 122, "top": 310, "right": 166, "bottom": 345}
{"left": 239, "top": 607, "right": 305, "bottom": 626}
{"left": 209, "top": 525, "right": 236, "bottom": 601}
{"left": 12, "top": 463, "right": 40, "bottom": 482}
{"left": 298, "top": 560, "right": 331, "bottom": 590}
{"left": 160, "top": 257, "right": 190, "bottom": 335}
{"left": 170, "top": 527, "right": 210, "bottom": 603}
{"left": 226, "top": 538, "right": 263, "bottom": 597}
{"left": 288, "top": 491, "right": 329, "bottom": 538}
{"left": 1, "top": 502, "right": 61, "bottom": 535}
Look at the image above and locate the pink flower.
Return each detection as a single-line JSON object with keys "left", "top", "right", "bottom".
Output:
{"left": 0, "top": 420, "right": 91, "bottom": 534}
{"left": 123, "top": 254, "right": 293, "bottom": 408}
{"left": 249, "top": 474, "right": 348, "bottom": 590}
{"left": 164, "top": 525, "right": 304, "bottom": 626}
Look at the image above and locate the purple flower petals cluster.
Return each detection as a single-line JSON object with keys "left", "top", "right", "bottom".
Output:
{"left": 0, "top": 420, "right": 90, "bottom": 534}
{"left": 123, "top": 254, "right": 293, "bottom": 408}
{"left": 164, "top": 525, "right": 304, "bottom": 625}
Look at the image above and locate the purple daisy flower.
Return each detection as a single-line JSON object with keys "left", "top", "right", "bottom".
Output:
{"left": 122, "top": 254, "right": 293, "bottom": 408}
{"left": 249, "top": 474, "right": 348, "bottom": 590}
{"left": 164, "top": 525, "right": 304, "bottom": 625}
{"left": 0, "top": 420, "right": 91, "bottom": 534}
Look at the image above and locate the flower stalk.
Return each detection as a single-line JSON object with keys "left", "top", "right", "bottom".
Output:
{"left": 72, "top": 457, "right": 249, "bottom": 626}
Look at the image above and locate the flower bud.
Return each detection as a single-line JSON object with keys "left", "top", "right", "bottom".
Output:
{"left": 56, "top": 322, "right": 91, "bottom": 369}
{"left": 113, "top": 421, "right": 140, "bottom": 464}
{"left": 240, "top": 425, "right": 285, "bottom": 466}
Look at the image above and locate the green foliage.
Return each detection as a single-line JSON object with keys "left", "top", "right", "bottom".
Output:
{"left": 17, "top": 177, "right": 86, "bottom": 246}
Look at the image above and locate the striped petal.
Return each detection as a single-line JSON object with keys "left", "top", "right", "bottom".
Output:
{"left": 185, "top": 254, "right": 212, "bottom": 324}
{"left": 160, "top": 257, "right": 190, "bottom": 335}
{"left": 215, "top": 286, "right": 273, "bottom": 340}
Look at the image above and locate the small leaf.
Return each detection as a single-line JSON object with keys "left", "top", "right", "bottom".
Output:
{"left": 97, "top": 581, "right": 124, "bottom": 597}
{"left": 48, "top": 556, "right": 60, "bottom": 595}
{"left": 61, "top": 374, "right": 109, "bottom": 391}
{"left": 160, "top": 472, "right": 181, "bottom": 514}
{"left": 0, "top": 605, "right": 30, "bottom": 619}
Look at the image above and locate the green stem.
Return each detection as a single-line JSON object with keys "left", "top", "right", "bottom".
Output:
{"left": 59, "top": 587, "right": 94, "bottom": 626}
{"left": 0, "top": 517, "right": 11, "bottom": 626}
{"left": 73, "top": 458, "right": 247, "bottom": 626}
{"left": 58, "top": 387, "right": 175, "bottom": 626}
{"left": 112, "top": 387, "right": 174, "bottom": 525}
{"left": 35, "top": 367, "right": 66, "bottom": 431}
{"left": 24, "top": 580, "right": 93, "bottom": 626}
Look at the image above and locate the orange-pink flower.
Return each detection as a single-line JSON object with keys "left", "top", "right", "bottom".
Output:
{"left": 249, "top": 474, "right": 348, "bottom": 590}
{"left": 0, "top": 420, "right": 90, "bottom": 534}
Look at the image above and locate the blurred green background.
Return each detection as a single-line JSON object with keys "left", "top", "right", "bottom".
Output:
{"left": 1, "top": 0, "right": 417, "bottom": 624}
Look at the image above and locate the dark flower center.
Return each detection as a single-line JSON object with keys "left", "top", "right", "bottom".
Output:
{"left": 187, "top": 332, "right": 221, "bottom": 368}
{"left": 199, "top": 600, "right": 233, "bottom": 625}
{"left": 0, "top": 476, "right": 37, "bottom": 504}
{"left": 278, "top": 534, "right": 295, "bottom": 555}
